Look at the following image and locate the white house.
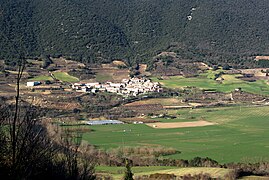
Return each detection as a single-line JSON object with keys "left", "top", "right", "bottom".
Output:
{"left": 27, "top": 81, "right": 40, "bottom": 87}
{"left": 81, "top": 86, "right": 89, "bottom": 92}
{"left": 110, "top": 83, "right": 125, "bottom": 88}
{"left": 91, "top": 89, "right": 98, "bottom": 93}
{"left": 85, "top": 82, "right": 100, "bottom": 87}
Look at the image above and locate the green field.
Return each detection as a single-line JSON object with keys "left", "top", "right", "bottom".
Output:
{"left": 53, "top": 72, "right": 79, "bottom": 82}
{"left": 204, "top": 69, "right": 224, "bottom": 79}
{"left": 151, "top": 74, "right": 269, "bottom": 95}
{"left": 83, "top": 105, "right": 269, "bottom": 163}
{"left": 29, "top": 75, "right": 53, "bottom": 81}
{"left": 96, "top": 166, "right": 232, "bottom": 179}
{"left": 95, "top": 73, "right": 113, "bottom": 82}
{"left": 96, "top": 166, "right": 177, "bottom": 179}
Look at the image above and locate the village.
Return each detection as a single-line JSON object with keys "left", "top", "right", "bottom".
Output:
{"left": 71, "top": 77, "right": 163, "bottom": 96}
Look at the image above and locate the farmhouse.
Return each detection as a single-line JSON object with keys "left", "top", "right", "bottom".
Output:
{"left": 85, "top": 82, "right": 100, "bottom": 87}
{"left": 27, "top": 81, "right": 41, "bottom": 87}
{"left": 72, "top": 83, "right": 84, "bottom": 90}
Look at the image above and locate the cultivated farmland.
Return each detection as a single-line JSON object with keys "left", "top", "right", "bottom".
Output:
{"left": 28, "top": 75, "right": 53, "bottom": 81}
{"left": 151, "top": 73, "right": 269, "bottom": 95}
{"left": 52, "top": 72, "right": 79, "bottom": 82}
{"left": 83, "top": 105, "right": 269, "bottom": 163}
{"left": 96, "top": 166, "right": 232, "bottom": 180}
{"left": 147, "top": 120, "right": 215, "bottom": 129}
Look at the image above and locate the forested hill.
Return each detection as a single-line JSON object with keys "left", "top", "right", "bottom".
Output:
{"left": 1, "top": 0, "right": 269, "bottom": 64}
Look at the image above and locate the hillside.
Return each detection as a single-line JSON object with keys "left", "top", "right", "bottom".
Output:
{"left": 1, "top": 0, "right": 269, "bottom": 65}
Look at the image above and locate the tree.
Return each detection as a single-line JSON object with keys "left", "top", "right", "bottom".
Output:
{"left": 222, "top": 64, "right": 230, "bottom": 70}
{"left": 124, "top": 159, "right": 134, "bottom": 180}
{"left": 59, "top": 126, "right": 96, "bottom": 180}
{"left": 0, "top": 57, "right": 96, "bottom": 179}
{"left": 0, "top": 58, "right": 60, "bottom": 179}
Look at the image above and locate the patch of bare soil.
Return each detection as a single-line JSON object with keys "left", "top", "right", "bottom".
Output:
{"left": 147, "top": 120, "right": 215, "bottom": 129}
{"left": 101, "top": 63, "right": 117, "bottom": 69}
{"left": 50, "top": 57, "right": 85, "bottom": 71}
{"left": 240, "top": 68, "right": 269, "bottom": 77}
{"left": 156, "top": 52, "right": 177, "bottom": 58}
{"left": 255, "top": 56, "right": 269, "bottom": 61}
{"left": 124, "top": 104, "right": 163, "bottom": 110}
{"left": 93, "top": 68, "right": 129, "bottom": 82}
{"left": 139, "top": 64, "right": 151, "bottom": 76}
{"left": 112, "top": 69, "right": 130, "bottom": 81}
{"left": 195, "top": 62, "right": 211, "bottom": 70}
{"left": 112, "top": 60, "right": 126, "bottom": 66}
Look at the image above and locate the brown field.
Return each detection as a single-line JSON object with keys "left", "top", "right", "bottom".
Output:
{"left": 51, "top": 57, "right": 85, "bottom": 70}
{"left": 147, "top": 120, "right": 216, "bottom": 129}
{"left": 33, "top": 100, "right": 81, "bottom": 110}
{"left": 124, "top": 98, "right": 186, "bottom": 106}
{"left": 0, "top": 83, "right": 16, "bottom": 97}
{"left": 139, "top": 64, "right": 151, "bottom": 76}
{"left": 240, "top": 68, "right": 269, "bottom": 77}
{"left": 101, "top": 63, "right": 117, "bottom": 69}
{"left": 94, "top": 68, "right": 129, "bottom": 82}
{"left": 112, "top": 60, "right": 126, "bottom": 66}
{"left": 124, "top": 104, "right": 164, "bottom": 114}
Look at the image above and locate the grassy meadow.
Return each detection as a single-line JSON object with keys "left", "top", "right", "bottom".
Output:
{"left": 151, "top": 73, "right": 269, "bottom": 95}
{"left": 95, "top": 73, "right": 113, "bottom": 82}
{"left": 83, "top": 105, "right": 269, "bottom": 163}
{"left": 29, "top": 75, "right": 53, "bottom": 81}
{"left": 52, "top": 72, "right": 79, "bottom": 82}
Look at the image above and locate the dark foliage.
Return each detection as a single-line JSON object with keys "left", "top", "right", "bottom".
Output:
{"left": 40, "top": 55, "right": 53, "bottom": 69}
{"left": 0, "top": 60, "right": 96, "bottom": 179}
{"left": 225, "top": 162, "right": 269, "bottom": 178}
{"left": 2, "top": 0, "right": 269, "bottom": 66}
{"left": 68, "top": 67, "right": 95, "bottom": 80}
{"left": 124, "top": 159, "right": 134, "bottom": 180}
{"left": 189, "top": 157, "right": 219, "bottom": 167}
{"left": 0, "top": 100, "right": 96, "bottom": 180}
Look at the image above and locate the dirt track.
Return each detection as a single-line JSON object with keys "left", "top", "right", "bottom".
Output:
{"left": 147, "top": 120, "right": 216, "bottom": 129}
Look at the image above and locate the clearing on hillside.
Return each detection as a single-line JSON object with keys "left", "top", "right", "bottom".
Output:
{"left": 255, "top": 56, "right": 269, "bottom": 61}
{"left": 53, "top": 72, "right": 79, "bottom": 82}
{"left": 147, "top": 120, "right": 216, "bottom": 129}
{"left": 112, "top": 60, "right": 126, "bottom": 66}
{"left": 93, "top": 63, "right": 129, "bottom": 82}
